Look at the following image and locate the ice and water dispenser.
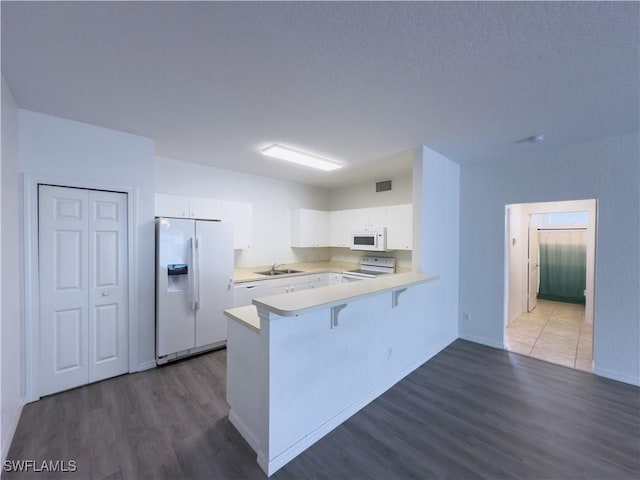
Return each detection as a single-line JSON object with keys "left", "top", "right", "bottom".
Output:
{"left": 167, "top": 263, "right": 189, "bottom": 292}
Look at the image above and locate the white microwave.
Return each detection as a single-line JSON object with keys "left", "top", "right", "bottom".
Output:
{"left": 350, "top": 228, "right": 387, "bottom": 251}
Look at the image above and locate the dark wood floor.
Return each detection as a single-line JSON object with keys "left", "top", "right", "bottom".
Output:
{"left": 4, "top": 340, "right": 639, "bottom": 480}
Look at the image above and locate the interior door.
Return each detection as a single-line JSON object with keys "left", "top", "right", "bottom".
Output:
{"left": 39, "top": 186, "right": 90, "bottom": 396}
{"left": 194, "top": 221, "right": 233, "bottom": 347}
{"left": 39, "top": 185, "right": 128, "bottom": 396}
{"left": 527, "top": 224, "right": 539, "bottom": 312}
{"left": 88, "top": 190, "right": 129, "bottom": 383}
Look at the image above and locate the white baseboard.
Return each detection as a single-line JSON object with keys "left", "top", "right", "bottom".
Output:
{"left": 261, "top": 335, "right": 457, "bottom": 476}
{"left": 458, "top": 333, "right": 504, "bottom": 350}
{"left": 2, "top": 401, "right": 24, "bottom": 463}
{"left": 593, "top": 366, "right": 640, "bottom": 387}
{"left": 228, "top": 410, "right": 262, "bottom": 457}
{"left": 135, "top": 360, "right": 157, "bottom": 372}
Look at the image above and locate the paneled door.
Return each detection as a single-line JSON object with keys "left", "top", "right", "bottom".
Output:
{"left": 38, "top": 185, "right": 128, "bottom": 396}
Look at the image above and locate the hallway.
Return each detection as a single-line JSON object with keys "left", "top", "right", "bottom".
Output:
{"left": 505, "top": 299, "right": 592, "bottom": 372}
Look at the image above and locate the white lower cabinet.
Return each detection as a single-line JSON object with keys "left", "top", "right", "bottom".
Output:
{"left": 233, "top": 281, "right": 267, "bottom": 307}
{"left": 233, "top": 272, "right": 343, "bottom": 306}
{"left": 309, "top": 273, "right": 331, "bottom": 289}
{"left": 262, "top": 275, "right": 311, "bottom": 296}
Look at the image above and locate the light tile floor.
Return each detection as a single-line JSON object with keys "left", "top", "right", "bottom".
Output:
{"left": 505, "top": 299, "right": 593, "bottom": 372}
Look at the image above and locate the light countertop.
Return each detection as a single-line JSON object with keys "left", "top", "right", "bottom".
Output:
{"left": 234, "top": 260, "right": 410, "bottom": 283}
{"left": 225, "top": 305, "right": 260, "bottom": 332}
{"left": 253, "top": 272, "right": 438, "bottom": 317}
{"left": 234, "top": 260, "right": 359, "bottom": 283}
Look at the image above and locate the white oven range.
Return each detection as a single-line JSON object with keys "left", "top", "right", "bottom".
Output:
{"left": 342, "top": 256, "right": 396, "bottom": 283}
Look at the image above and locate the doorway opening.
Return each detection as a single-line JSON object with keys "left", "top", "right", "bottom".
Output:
{"left": 504, "top": 199, "right": 596, "bottom": 372}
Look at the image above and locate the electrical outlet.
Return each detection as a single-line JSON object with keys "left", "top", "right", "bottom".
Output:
{"left": 463, "top": 312, "right": 470, "bottom": 322}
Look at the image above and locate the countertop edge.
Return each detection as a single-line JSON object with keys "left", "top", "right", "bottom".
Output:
{"left": 253, "top": 272, "right": 439, "bottom": 317}
{"left": 224, "top": 305, "right": 260, "bottom": 332}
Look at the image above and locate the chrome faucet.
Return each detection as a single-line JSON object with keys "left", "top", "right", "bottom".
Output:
{"left": 271, "top": 262, "right": 283, "bottom": 273}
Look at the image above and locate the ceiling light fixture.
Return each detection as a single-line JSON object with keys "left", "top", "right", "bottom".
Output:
{"left": 261, "top": 144, "right": 342, "bottom": 171}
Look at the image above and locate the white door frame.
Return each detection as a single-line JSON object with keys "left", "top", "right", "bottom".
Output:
{"left": 22, "top": 174, "right": 139, "bottom": 402}
{"left": 504, "top": 199, "right": 597, "bottom": 354}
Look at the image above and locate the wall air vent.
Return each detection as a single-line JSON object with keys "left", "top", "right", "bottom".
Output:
{"left": 376, "top": 180, "right": 392, "bottom": 192}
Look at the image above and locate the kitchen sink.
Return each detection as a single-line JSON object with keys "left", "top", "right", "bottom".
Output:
{"left": 255, "top": 269, "right": 304, "bottom": 276}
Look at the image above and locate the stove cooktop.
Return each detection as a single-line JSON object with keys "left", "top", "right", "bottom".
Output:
{"left": 343, "top": 269, "right": 389, "bottom": 277}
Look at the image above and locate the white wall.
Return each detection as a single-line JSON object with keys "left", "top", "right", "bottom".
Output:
{"left": 19, "top": 110, "right": 157, "bottom": 373}
{"left": 155, "top": 156, "right": 330, "bottom": 268}
{"left": 1, "top": 76, "right": 23, "bottom": 461}
{"left": 327, "top": 174, "right": 412, "bottom": 210}
{"left": 413, "top": 146, "right": 460, "bottom": 345}
{"left": 459, "top": 133, "right": 640, "bottom": 385}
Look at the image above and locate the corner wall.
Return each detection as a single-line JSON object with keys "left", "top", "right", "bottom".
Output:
{"left": 1, "top": 75, "right": 23, "bottom": 461}
{"left": 413, "top": 146, "right": 460, "bottom": 349}
{"left": 459, "top": 133, "right": 640, "bottom": 385}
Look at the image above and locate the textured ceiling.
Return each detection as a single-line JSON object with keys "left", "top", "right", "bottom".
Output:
{"left": 2, "top": 2, "right": 638, "bottom": 188}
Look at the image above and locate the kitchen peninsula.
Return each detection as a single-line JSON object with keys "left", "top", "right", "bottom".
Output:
{"left": 225, "top": 272, "right": 444, "bottom": 476}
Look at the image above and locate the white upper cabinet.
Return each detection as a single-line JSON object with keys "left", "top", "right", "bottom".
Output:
{"left": 222, "top": 200, "right": 253, "bottom": 250}
{"left": 327, "top": 204, "right": 413, "bottom": 250}
{"left": 155, "top": 194, "right": 253, "bottom": 249}
{"left": 189, "top": 197, "right": 223, "bottom": 220}
{"left": 340, "top": 208, "right": 367, "bottom": 234}
{"left": 155, "top": 194, "right": 222, "bottom": 220}
{"left": 329, "top": 210, "right": 349, "bottom": 247}
{"left": 386, "top": 204, "right": 413, "bottom": 250}
{"left": 155, "top": 193, "right": 191, "bottom": 218}
{"left": 366, "top": 206, "right": 387, "bottom": 228}
{"left": 291, "top": 209, "right": 329, "bottom": 247}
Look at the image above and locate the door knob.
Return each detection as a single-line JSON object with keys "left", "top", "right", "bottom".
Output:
{"left": 101, "top": 292, "right": 109, "bottom": 296}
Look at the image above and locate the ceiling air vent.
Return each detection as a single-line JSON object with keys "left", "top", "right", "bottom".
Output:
{"left": 376, "top": 180, "right": 392, "bottom": 192}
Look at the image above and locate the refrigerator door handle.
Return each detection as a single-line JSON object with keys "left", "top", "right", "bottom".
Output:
{"left": 191, "top": 237, "right": 198, "bottom": 311}
{"left": 195, "top": 237, "right": 201, "bottom": 310}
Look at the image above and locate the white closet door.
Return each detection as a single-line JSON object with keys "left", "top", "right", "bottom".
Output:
{"left": 39, "top": 185, "right": 128, "bottom": 396}
{"left": 88, "top": 190, "right": 129, "bottom": 383}
{"left": 39, "top": 186, "right": 90, "bottom": 396}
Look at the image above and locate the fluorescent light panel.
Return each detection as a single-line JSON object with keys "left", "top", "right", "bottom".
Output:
{"left": 261, "top": 144, "right": 342, "bottom": 171}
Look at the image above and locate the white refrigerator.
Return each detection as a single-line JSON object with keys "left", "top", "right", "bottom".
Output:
{"left": 155, "top": 217, "right": 234, "bottom": 362}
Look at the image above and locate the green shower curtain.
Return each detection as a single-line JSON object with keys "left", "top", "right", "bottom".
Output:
{"left": 538, "top": 229, "right": 587, "bottom": 304}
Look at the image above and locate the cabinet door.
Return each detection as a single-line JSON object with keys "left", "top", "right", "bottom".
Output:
{"left": 222, "top": 201, "right": 253, "bottom": 249}
{"left": 189, "top": 197, "right": 223, "bottom": 220}
{"left": 342, "top": 209, "right": 367, "bottom": 234}
{"left": 233, "top": 282, "right": 266, "bottom": 307}
{"left": 367, "top": 206, "right": 387, "bottom": 228}
{"left": 308, "top": 273, "right": 330, "bottom": 289}
{"left": 329, "top": 211, "right": 352, "bottom": 248}
{"left": 386, "top": 204, "right": 413, "bottom": 250}
{"left": 291, "top": 209, "right": 329, "bottom": 247}
{"left": 155, "top": 193, "right": 190, "bottom": 218}
{"left": 262, "top": 284, "right": 290, "bottom": 296}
